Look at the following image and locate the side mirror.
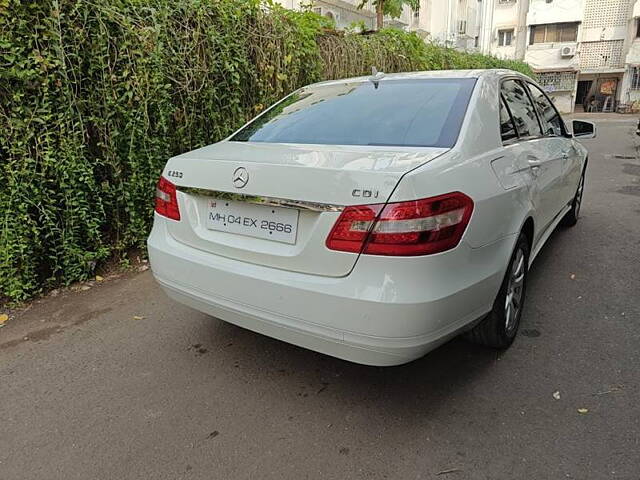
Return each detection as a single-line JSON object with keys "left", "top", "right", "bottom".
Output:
{"left": 572, "top": 120, "right": 596, "bottom": 139}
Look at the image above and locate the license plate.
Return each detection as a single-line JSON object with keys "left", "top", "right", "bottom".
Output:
{"left": 205, "top": 198, "right": 299, "bottom": 244}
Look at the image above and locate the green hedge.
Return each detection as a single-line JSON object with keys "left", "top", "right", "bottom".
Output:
{"left": 0, "top": 0, "right": 532, "bottom": 301}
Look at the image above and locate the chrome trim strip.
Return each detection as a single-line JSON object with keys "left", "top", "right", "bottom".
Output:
{"left": 176, "top": 187, "right": 344, "bottom": 212}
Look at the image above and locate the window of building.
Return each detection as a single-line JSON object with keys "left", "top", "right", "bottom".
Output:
{"left": 498, "top": 29, "right": 514, "bottom": 46}
{"left": 501, "top": 79, "right": 542, "bottom": 138}
{"left": 474, "top": 36, "right": 479, "bottom": 47}
{"left": 530, "top": 22, "right": 579, "bottom": 44}
{"left": 631, "top": 66, "right": 640, "bottom": 90}
{"left": 636, "top": 19, "right": 640, "bottom": 38}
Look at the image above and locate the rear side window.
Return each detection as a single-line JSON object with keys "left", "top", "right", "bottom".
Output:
{"left": 527, "top": 83, "right": 565, "bottom": 136}
{"left": 499, "top": 97, "right": 518, "bottom": 142}
{"left": 231, "top": 78, "right": 476, "bottom": 148}
{"left": 501, "top": 79, "right": 542, "bottom": 139}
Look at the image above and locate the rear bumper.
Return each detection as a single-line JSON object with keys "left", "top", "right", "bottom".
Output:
{"left": 148, "top": 216, "right": 513, "bottom": 366}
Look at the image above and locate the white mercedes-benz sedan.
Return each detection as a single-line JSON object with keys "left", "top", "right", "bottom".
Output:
{"left": 148, "top": 69, "right": 594, "bottom": 366}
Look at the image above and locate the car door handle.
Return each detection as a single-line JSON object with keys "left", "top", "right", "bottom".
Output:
{"left": 527, "top": 156, "right": 542, "bottom": 175}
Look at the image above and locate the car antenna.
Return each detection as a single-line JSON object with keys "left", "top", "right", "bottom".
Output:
{"left": 369, "top": 66, "right": 385, "bottom": 89}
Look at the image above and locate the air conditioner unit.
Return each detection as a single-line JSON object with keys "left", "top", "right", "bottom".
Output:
{"left": 560, "top": 45, "right": 577, "bottom": 57}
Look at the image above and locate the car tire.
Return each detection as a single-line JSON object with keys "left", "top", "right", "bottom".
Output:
{"left": 465, "top": 233, "right": 529, "bottom": 349}
{"left": 561, "top": 166, "right": 586, "bottom": 227}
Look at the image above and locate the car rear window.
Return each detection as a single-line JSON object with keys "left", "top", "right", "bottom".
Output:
{"left": 230, "top": 78, "right": 476, "bottom": 148}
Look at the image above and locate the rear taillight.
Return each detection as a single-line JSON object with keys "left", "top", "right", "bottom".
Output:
{"left": 326, "top": 192, "right": 473, "bottom": 256}
{"left": 155, "top": 176, "right": 181, "bottom": 221}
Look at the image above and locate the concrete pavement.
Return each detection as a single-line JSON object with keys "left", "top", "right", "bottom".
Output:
{"left": 1, "top": 116, "right": 639, "bottom": 479}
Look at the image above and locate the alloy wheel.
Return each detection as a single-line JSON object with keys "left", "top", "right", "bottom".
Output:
{"left": 575, "top": 174, "right": 585, "bottom": 218}
{"left": 505, "top": 247, "right": 525, "bottom": 332}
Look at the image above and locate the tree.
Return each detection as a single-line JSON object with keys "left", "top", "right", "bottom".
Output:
{"left": 358, "top": 0, "right": 420, "bottom": 31}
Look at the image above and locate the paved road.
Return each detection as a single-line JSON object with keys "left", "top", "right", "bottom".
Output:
{"left": 1, "top": 117, "right": 639, "bottom": 480}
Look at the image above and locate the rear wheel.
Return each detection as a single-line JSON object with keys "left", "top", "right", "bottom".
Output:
{"left": 562, "top": 168, "right": 585, "bottom": 227}
{"left": 466, "top": 233, "right": 529, "bottom": 349}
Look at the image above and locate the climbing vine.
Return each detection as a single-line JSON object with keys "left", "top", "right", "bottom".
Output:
{"left": 0, "top": 0, "right": 532, "bottom": 301}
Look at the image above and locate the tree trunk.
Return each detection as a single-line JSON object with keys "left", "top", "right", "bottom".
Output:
{"left": 376, "top": 1, "right": 384, "bottom": 30}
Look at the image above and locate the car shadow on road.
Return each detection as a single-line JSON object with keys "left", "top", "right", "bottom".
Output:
{"left": 187, "top": 223, "right": 580, "bottom": 421}
{"left": 204, "top": 317, "right": 500, "bottom": 415}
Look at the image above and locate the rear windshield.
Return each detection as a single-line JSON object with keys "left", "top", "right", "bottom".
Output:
{"left": 230, "top": 78, "right": 476, "bottom": 148}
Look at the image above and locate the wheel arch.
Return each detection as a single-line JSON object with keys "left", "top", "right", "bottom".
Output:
{"left": 521, "top": 216, "right": 534, "bottom": 252}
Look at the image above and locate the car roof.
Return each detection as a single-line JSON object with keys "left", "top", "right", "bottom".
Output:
{"left": 307, "top": 69, "right": 526, "bottom": 88}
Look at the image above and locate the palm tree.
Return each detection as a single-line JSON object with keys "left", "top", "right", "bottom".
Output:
{"left": 358, "top": 0, "right": 420, "bottom": 31}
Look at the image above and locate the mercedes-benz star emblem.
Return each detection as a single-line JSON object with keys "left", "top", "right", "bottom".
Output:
{"left": 232, "top": 167, "right": 249, "bottom": 189}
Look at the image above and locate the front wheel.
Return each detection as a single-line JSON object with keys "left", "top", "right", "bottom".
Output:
{"left": 562, "top": 168, "right": 586, "bottom": 227}
{"left": 465, "top": 233, "right": 529, "bottom": 349}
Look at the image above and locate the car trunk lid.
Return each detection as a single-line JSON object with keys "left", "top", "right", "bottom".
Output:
{"left": 162, "top": 141, "right": 448, "bottom": 277}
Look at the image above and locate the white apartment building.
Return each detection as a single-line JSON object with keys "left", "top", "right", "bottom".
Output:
{"left": 414, "top": 0, "right": 481, "bottom": 50}
{"left": 522, "top": 0, "right": 583, "bottom": 112}
{"left": 276, "top": 0, "right": 640, "bottom": 114}
{"left": 479, "top": 0, "right": 638, "bottom": 112}
{"left": 526, "top": 0, "right": 636, "bottom": 113}
{"left": 273, "top": 0, "right": 482, "bottom": 50}
{"left": 620, "top": 1, "right": 640, "bottom": 110}
{"left": 272, "top": 0, "right": 412, "bottom": 30}
{"left": 478, "top": 0, "right": 530, "bottom": 60}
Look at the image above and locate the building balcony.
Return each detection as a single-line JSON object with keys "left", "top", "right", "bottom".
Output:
{"left": 579, "top": 40, "right": 626, "bottom": 72}
{"left": 524, "top": 43, "right": 580, "bottom": 72}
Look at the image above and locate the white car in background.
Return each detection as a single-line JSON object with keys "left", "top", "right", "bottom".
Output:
{"left": 148, "top": 69, "right": 594, "bottom": 366}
